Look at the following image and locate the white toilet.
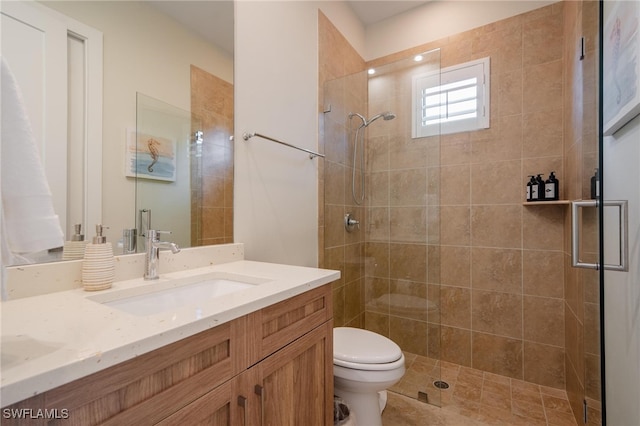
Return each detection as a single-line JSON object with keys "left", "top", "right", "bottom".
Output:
{"left": 333, "top": 327, "right": 406, "bottom": 426}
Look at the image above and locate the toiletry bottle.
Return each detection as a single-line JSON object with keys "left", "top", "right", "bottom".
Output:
{"left": 545, "top": 171, "right": 559, "bottom": 201}
{"left": 82, "top": 224, "right": 115, "bottom": 291}
{"left": 62, "top": 224, "right": 87, "bottom": 260}
{"left": 530, "top": 175, "right": 540, "bottom": 200}
{"left": 526, "top": 176, "right": 536, "bottom": 202}
{"left": 534, "top": 174, "right": 545, "bottom": 201}
{"left": 591, "top": 169, "right": 600, "bottom": 199}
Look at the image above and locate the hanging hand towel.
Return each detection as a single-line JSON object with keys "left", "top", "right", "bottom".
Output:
{"left": 1, "top": 56, "right": 64, "bottom": 265}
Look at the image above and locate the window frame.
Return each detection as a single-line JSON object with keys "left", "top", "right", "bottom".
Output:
{"left": 412, "top": 56, "right": 491, "bottom": 138}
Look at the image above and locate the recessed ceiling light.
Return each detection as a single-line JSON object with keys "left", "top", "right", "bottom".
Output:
{"left": 414, "top": 55, "right": 424, "bottom": 62}
{"left": 367, "top": 68, "right": 376, "bottom": 75}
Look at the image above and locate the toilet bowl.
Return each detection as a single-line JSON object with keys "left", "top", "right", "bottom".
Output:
{"left": 333, "top": 327, "right": 405, "bottom": 426}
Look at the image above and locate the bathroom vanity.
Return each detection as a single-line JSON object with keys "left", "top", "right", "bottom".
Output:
{"left": 1, "top": 245, "right": 338, "bottom": 425}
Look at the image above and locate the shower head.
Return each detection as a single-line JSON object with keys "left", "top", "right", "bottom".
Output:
{"left": 366, "top": 111, "right": 396, "bottom": 126}
{"left": 348, "top": 111, "right": 396, "bottom": 128}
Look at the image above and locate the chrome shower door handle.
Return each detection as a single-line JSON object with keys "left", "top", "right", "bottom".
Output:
{"left": 571, "top": 200, "right": 628, "bottom": 271}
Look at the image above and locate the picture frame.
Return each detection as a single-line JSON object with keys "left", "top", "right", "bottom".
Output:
{"left": 125, "top": 129, "right": 177, "bottom": 182}
{"left": 603, "top": 0, "right": 640, "bottom": 136}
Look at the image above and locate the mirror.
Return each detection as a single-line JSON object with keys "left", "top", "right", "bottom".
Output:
{"left": 134, "top": 88, "right": 234, "bottom": 254}
{"left": 1, "top": 0, "right": 233, "bottom": 265}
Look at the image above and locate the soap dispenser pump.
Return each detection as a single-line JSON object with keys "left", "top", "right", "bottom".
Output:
{"left": 62, "top": 224, "right": 87, "bottom": 260}
{"left": 92, "top": 224, "right": 107, "bottom": 244}
{"left": 82, "top": 224, "right": 115, "bottom": 291}
{"left": 71, "top": 223, "right": 85, "bottom": 241}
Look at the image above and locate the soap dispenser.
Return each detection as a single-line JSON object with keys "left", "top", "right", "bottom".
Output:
{"left": 544, "top": 171, "right": 559, "bottom": 201}
{"left": 82, "top": 224, "right": 115, "bottom": 291}
{"left": 532, "top": 174, "right": 545, "bottom": 201}
{"left": 62, "top": 224, "right": 87, "bottom": 260}
{"left": 526, "top": 176, "right": 536, "bottom": 202}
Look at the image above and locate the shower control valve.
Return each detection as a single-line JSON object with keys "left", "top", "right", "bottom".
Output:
{"left": 344, "top": 213, "right": 360, "bottom": 233}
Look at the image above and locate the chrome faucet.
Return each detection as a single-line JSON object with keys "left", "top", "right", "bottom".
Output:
{"left": 144, "top": 230, "right": 180, "bottom": 280}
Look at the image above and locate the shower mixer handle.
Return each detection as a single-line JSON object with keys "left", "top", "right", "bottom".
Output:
{"left": 344, "top": 213, "right": 360, "bottom": 232}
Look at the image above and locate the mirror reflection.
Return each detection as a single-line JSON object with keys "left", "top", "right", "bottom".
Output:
{"left": 0, "top": 0, "right": 234, "bottom": 265}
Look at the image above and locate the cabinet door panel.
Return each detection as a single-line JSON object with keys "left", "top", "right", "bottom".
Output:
{"left": 256, "top": 322, "right": 333, "bottom": 426}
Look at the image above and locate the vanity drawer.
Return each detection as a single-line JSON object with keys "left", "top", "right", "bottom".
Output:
{"left": 247, "top": 284, "right": 333, "bottom": 365}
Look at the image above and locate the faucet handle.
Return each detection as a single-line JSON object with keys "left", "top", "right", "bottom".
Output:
{"left": 147, "top": 230, "right": 171, "bottom": 240}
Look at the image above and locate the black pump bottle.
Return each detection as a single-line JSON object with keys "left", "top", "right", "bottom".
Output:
{"left": 545, "top": 171, "right": 559, "bottom": 201}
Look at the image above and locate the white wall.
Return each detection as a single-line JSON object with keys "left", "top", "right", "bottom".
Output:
{"left": 603, "top": 114, "right": 640, "bottom": 425}
{"left": 234, "top": 1, "right": 365, "bottom": 267}
{"left": 234, "top": 1, "right": 319, "bottom": 267}
{"left": 42, "top": 1, "right": 233, "bottom": 244}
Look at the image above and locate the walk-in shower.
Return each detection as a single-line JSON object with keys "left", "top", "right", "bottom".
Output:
{"left": 348, "top": 111, "right": 396, "bottom": 205}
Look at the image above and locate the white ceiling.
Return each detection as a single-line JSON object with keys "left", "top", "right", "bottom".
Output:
{"left": 149, "top": 1, "right": 431, "bottom": 57}
{"left": 149, "top": 1, "right": 235, "bottom": 56}
{"left": 346, "top": 1, "right": 431, "bottom": 26}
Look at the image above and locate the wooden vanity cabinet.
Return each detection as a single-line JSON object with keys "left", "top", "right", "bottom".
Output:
{"left": 159, "top": 321, "right": 332, "bottom": 426}
{"left": 1, "top": 284, "right": 333, "bottom": 426}
{"left": 157, "top": 284, "right": 334, "bottom": 426}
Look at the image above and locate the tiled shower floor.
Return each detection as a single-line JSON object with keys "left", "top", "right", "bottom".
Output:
{"left": 383, "top": 353, "right": 580, "bottom": 426}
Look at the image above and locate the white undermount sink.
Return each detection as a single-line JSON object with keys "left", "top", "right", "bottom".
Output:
{"left": 87, "top": 272, "right": 269, "bottom": 316}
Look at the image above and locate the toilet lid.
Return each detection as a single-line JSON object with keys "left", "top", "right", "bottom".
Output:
{"left": 333, "top": 327, "right": 402, "bottom": 365}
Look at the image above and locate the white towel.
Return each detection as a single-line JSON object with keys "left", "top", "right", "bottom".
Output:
{"left": 1, "top": 56, "right": 64, "bottom": 266}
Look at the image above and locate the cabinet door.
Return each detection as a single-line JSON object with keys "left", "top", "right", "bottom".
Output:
{"left": 155, "top": 379, "right": 243, "bottom": 426}
{"left": 250, "top": 322, "right": 333, "bottom": 426}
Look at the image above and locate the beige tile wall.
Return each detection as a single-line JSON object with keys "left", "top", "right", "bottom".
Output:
{"left": 365, "top": 3, "right": 568, "bottom": 389}
{"left": 318, "top": 12, "right": 367, "bottom": 328}
{"left": 190, "top": 65, "right": 234, "bottom": 246}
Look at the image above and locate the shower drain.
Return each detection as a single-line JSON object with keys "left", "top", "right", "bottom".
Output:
{"left": 433, "top": 380, "right": 450, "bottom": 389}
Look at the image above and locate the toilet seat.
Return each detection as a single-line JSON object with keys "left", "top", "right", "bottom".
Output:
{"left": 334, "top": 355, "right": 405, "bottom": 371}
{"left": 334, "top": 327, "right": 403, "bottom": 371}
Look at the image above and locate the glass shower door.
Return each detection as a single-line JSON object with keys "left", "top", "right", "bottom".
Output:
{"left": 322, "top": 47, "right": 444, "bottom": 407}
{"left": 362, "top": 48, "right": 444, "bottom": 407}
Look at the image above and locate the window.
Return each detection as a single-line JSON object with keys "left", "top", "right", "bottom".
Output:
{"left": 412, "top": 57, "right": 490, "bottom": 138}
